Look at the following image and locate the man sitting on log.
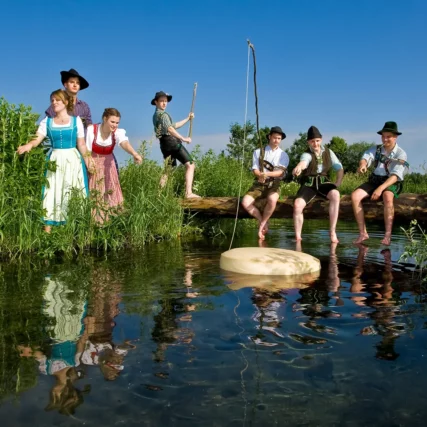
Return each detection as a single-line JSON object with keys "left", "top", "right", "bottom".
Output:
{"left": 351, "top": 121, "right": 409, "bottom": 246}
{"left": 241, "top": 126, "right": 289, "bottom": 240}
{"left": 292, "top": 125, "right": 344, "bottom": 243}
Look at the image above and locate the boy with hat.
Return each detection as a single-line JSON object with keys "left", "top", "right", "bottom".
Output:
{"left": 292, "top": 125, "right": 343, "bottom": 243}
{"left": 152, "top": 91, "right": 199, "bottom": 198}
{"left": 45, "top": 68, "right": 92, "bottom": 127}
{"left": 241, "top": 126, "right": 289, "bottom": 240}
{"left": 351, "top": 121, "right": 408, "bottom": 246}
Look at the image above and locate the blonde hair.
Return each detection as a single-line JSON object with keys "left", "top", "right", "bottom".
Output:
{"left": 50, "top": 89, "right": 74, "bottom": 113}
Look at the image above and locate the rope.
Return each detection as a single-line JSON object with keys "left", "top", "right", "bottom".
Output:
{"left": 228, "top": 41, "right": 251, "bottom": 250}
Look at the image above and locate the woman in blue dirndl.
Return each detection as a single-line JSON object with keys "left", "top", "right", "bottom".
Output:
{"left": 17, "top": 89, "right": 91, "bottom": 232}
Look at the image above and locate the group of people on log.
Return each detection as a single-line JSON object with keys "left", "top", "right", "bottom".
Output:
{"left": 242, "top": 122, "right": 409, "bottom": 245}
{"left": 16, "top": 68, "right": 409, "bottom": 245}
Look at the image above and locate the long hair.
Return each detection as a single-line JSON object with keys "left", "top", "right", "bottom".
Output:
{"left": 50, "top": 89, "right": 74, "bottom": 114}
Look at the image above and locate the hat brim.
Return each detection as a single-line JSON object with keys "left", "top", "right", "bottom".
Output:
{"left": 60, "top": 71, "right": 89, "bottom": 90}
{"left": 268, "top": 131, "right": 286, "bottom": 140}
{"left": 151, "top": 95, "right": 172, "bottom": 106}
{"left": 377, "top": 129, "right": 402, "bottom": 136}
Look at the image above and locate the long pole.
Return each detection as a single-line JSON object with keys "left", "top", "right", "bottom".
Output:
{"left": 188, "top": 82, "right": 198, "bottom": 138}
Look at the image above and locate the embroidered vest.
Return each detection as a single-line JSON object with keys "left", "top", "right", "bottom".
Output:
{"left": 91, "top": 124, "right": 116, "bottom": 155}
{"left": 46, "top": 116, "right": 78, "bottom": 149}
{"left": 303, "top": 147, "right": 332, "bottom": 178}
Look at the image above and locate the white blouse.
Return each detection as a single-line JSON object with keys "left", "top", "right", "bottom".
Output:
{"left": 86, "top": 125, "right": 129, "bottom": 152}
{"left": 37, "top": 116, "right": 85, "bottom": 138}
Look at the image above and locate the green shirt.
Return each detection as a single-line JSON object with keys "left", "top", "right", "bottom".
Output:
{"left": 152, "top": 108, "right": 176, "bottom": 138}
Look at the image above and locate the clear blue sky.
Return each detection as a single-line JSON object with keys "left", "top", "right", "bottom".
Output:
{"left": 1, "top": 0, "right": 426, "bottom": 168}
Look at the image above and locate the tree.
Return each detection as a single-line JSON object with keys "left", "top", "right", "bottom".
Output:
{"left": 341, "top": 141, "right": 374, "bottom": 173}
{"left": 285, "top": 132, "right": 308, "bottom": 180}
{"left": 226, "top": 121, "right": 270, "bottom": 168}
{"left": 327, "top": 136, "right": 347, "bottom": 158}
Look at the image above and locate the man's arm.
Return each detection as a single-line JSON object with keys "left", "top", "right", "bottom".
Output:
{"left": 174, "top": 113, "right": 194, "bottom": 129}
{"left": 167, "top": 126, "right": 191, "bottom": 144}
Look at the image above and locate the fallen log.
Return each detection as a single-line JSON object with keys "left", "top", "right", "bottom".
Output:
{"left": 181, "top": 193, "right": 427, "bottom": 222}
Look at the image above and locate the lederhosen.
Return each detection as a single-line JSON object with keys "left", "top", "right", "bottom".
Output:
{"left": 359, "top": 145, "right": 407, "bottom": 197}
{"left": 246, "top": 156, "right": 285, "bottom": 199}
{"left": 155, "top": 111, "right": 192, "bottom": 167}
{"left": 296, "top": 147, "right": 337, "bottom": 203}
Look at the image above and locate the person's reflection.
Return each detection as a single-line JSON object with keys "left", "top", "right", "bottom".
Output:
{"left": 18, "top": 276, "right": 90, "bottom": 415}
{"left": 352, "top": 245, "right": 401, "bottom": 360}
{"left": 152, "top": 262, "right": 198, "bottom": 363}
{"left": 250, "top": 289, "right": 286, "bottom": 346}
{"left": 78, "top": 268, "right": 134, "bottom": 381}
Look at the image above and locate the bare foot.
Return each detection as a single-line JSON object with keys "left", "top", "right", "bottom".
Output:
{"left": 330, "top": 231, "right": 339, "bottom": 244}
{"left": 185, "top": 193, "right": 201, "bottom": 199}
{"left": 258, "top": 221, "right": 268, "bottom": 240}
{"left": 353, "top": 233, "right": 369, "bottom": 244}
{"left": 295, "top": 240, "right": 302, "bottom": 252}
{"left": 294, "top": 236, "right": 302, "bottom": 242}
{"left": 258, "top": 238, "right": 268, "bottom": 248}
{"left": 381, "top": 234, "right": 391, "bottom": 246}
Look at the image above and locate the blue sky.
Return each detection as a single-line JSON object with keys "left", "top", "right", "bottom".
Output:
{"left": 1, "top": 0, "right": 426, "bottom": 169}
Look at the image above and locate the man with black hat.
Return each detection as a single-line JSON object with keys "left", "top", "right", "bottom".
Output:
{"left": 351, "top": 121, "right": 408, "bottom": 246}
{"left": 292, "top": 125, "right": 343, "bottom": 243}
{"left": 152, "top": 91, "right": 199, "bottom": 198}
{"left": 241, "top": 126, "right": 289, "bottom": 240}
{"left": 45, "top": 68, "right": 92, "bottom": 127}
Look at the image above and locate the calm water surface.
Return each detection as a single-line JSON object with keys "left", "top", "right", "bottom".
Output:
{"left": 0, "top": 220, "right": 426, "bottom": 426}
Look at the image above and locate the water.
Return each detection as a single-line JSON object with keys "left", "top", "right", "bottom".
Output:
{"left": 0, "top": 220, "right": 426, "bottom": 426}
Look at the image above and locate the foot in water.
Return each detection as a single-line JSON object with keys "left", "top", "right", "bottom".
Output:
{"left": 353, "top": 233, "right": 369, "bottom": 244}
{"left": 330, "top": 230, "right": 339, "bottom": 244}
{"left": 185, "top": 193, "right": 201, "bottom": 199}
{"left": 381, "top": 234, "right": 391, "bottom": 246}
{"left": 258, "top": 221, "right": 269, "bottom": 240}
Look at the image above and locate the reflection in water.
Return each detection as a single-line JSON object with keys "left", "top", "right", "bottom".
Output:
{"left": 352, "top": 245, "right": 402, "bottom": 360}
{"left": 1, "top": 228, "right": 427, "bottom": 425}
{"left": 19, "top": 276, "right": 89, "bottom": 415}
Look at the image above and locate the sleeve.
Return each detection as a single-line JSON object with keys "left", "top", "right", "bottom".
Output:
{"left": 76, "top": 117, "right": 85, "bottom": 138}
{"left": 84, "top": 103, "right": 93, "bottom": 126}
{"left": 85, "top": 125, "right": 94, "bottom": 151}
{"left": 361, "top": 146, "right": 376, "bottom": 167}
{"left": 45, "top": 105, "right": 54, "bottom": 118}
{"left": 37, "top": 117, "right": 48, "bottom": 137}
{"left": 328, "top": 149, "right": 343, "bottom": 170}
{"left": 300, "top": 152, "right": 312, "bottom": 166}
{"left": 159, "top": 113, "right": 173, "bottom": 134}
{"left": 278, "top": 152, "right": 289, "bottom": 169}
{"left": 115, "top": 129, "right": 129, "bottom": 146}
{"left": 251, "top": 149, "right": 260, "bottom": 170}
{"left": 388, "top": 150, "right": 408, "bottom": 181}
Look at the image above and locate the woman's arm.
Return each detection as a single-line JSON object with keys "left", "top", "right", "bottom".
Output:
{"left": 16, "top": 133, "right": 45, "bottom": 155}
{"left": 120, "top": 141, "right": 143, "bottom": 164}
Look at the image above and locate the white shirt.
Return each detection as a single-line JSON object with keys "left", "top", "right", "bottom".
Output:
{"left": 37, "top": 116, "right": 84, "bottom": 138}
{"left": 362, "top": 143, "right": 408, "bottom": 181}
{"left": 86, "top": 125, "right": 129, "bottom": 152}
{"left": 252, "top": 145, "right": 289, "bottom": 174}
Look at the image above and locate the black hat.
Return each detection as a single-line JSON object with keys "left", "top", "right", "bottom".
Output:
{"left": 307, "top": 125, "right": 322, "bottom": 140}
{"left": 377, "top": 121, "right": 402, "bottom": 135}
{"left": 268, "top": 126, "right": 286, "bottom": 140}
{"left": 60, "top": 69, "right": 89, "bottom": 90}
{"left": 151, "top": 91, "right": 172, "bottom": 106}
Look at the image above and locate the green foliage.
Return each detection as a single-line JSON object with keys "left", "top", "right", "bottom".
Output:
{"left": 226, "top": 121, "right": 270, "bottom": 169}
{"left": 285, "top": 132, "right": 307, "bottom": 180}
{"left": 399, "top": 220, "right": 427, "bottom": 280}
{"left": 341, "top": 141, "right": 373, "bottom": 173}
{"left": 327, "top": 136, "right": 348, "bottom": 158}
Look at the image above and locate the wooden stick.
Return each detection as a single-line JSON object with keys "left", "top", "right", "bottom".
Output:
{"left": 188, "top": 82, "right": 197, "bottom": 138}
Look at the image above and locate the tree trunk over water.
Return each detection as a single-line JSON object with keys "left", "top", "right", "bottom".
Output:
{"left": 181, "top": 194, "right": 427, "bottom": 222}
